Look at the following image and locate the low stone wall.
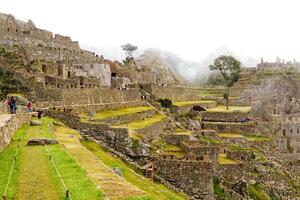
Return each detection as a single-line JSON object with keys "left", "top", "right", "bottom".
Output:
{"left": 180, "top": 141, "right": 219, "bottom": 162}
{"left": 38, "top": 101, "right": 144, "bottom": 113}
{"left": 100, "top": 109, "right": 156, "bottom": 125}
{"left": 154, "top": 156, "right": 214, "bottom": 200}
{"left": 142, "top": 84, "right": 199, "bottom": 101}
{"left": 203, "top": 122, "right": 259, "bottom": 135}
{"left": 0, "top": 113, "right": 32, "bottom": 151}
{"left": 170, "top": 102, "right": 217, "bottom": 115}
{"left": 135, "top": 118, "right": 169, "bottom": 142}
{"left": 216, "top": 98, "right": 251, "bottom": 106}
{"left": 33, "top": 87, "right": 141, "bottom": 105}
{"left": 227, "top": 150, "right": 254, "bottom": 162}
{"left": 217, "top": 163, "right": 246, "bottom": 181}
{"left": 202, "top": 112, "right": 250, "bottom": 122}
{"left": 164, "top": 133, "right": 192, "bottom": 146}
{"left": 62, "top": 88, "right": 140, "bottom": 105}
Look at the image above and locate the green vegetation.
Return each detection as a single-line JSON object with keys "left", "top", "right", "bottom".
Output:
{"left": 218, "top": 133, "right": 244, "bottom": 138}
{"left": 209, "top": 55, "right": 242, "bottom": 109}
{"left": 161, "top": 144, "right": 185, "bottom": 158}
{"left": 0, "top": 117, "right": 104, "bottom": 200}
{"left": 81, "top": 106, "right": 154, "bottom": 120}
{"left": 172, "top": 100, "right": 215, "bottom": 106}
{"left": 199, "top": 136, "right": 223, "bottom": 145}
{"left": 174, "top": 128, "right": 192, "bottom": 135}
{"left": 114, "top": 113, "right": 166, "bottom": 130}
{"left": 157, "top": 98, "right": 173, "bottom": 108}
{"left": 198, "top": 88, "right": 224, "bottom": 98}
{"left": 213, "top": 176, "right": 226, "bottom": 199}
{"left": 82, "top": 140, "right": 188, "bottom": 200}
{"left": 218, "top": 153, "right": 237, "bottom": 165}
{"left": 229, "top": 144, "right": 268, "bottom": 163}
{"left": 248, "top": 183, "right": 271, "bottom": 200}
{"left": 206, "top": 105, "right": 251, "bottom": 113}
{"left": 245, "top": 135, "right": 271, "bottom": 142}
{"left": 0, "top": 68, "right": 29, "bottom": 100}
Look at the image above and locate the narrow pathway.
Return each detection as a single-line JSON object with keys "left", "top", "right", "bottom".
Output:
{"left": 53, "top": 125, "right": 145, "bottom": 200}
{"left": 17, "top": 123, "right": 59, "bottom": 200}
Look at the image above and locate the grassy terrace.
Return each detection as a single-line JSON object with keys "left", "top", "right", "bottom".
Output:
{"left": 0, "top": 117, "right": 103, "bottom": 200}
{"left": 82, "top": 141, "right": 188, "bottom": 200}
{"left": 113, "top": 113, "right": 166, "bottom": 130}
{"left": 198, "top": 88, "right": 224, "bottom": 98}
{"left": 81, "top": 106, "right": 154, "bottom": 120}
{"left": 174, "top": 128, "right": 192, "bottom": 135}
{"left": 218, "top": 153, "right": 237, "bottom": 165}
{"left": 172, "top": 100, "right": 216, "bottom": 106}
{"left": 218, "top": 133, "right": 271, "bottom": 142}
{"left": 229, "top": 144, "right": 268, "bottom": 163}
{"left": 206, "top": 105, "right": 251, "bottom": 113}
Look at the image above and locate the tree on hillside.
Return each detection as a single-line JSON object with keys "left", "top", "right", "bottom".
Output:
{"left": 121, "top": 43, "right": 138, "bottom": 64}
{"left": 209, "top": 55, "right": 241, "bottom": 109}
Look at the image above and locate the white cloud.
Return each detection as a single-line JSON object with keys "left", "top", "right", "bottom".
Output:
{"left": 1, "top": 0, "right": 300, "bottom": 62}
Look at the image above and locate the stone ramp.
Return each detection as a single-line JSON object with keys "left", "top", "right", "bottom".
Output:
{"left": 54, "top": 126, "right": 145, "bottom": 200}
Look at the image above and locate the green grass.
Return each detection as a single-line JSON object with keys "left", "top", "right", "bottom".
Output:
{"left": 206, "top": 105, "right": 251, "bottom": 113}
{"left": 82, "top": 140, "right": 188, "bottom": 200}
{"left": 0, "top": 117, "right": 104, "bottom": 200}
{"left": 114, "top": 113, "right": 166, "bottom": 130}
{"left": 218, "top": 153, "right": 237, "bottom": 165}
{"left": 0, "top": 125, "right": 28, "bottom": 199}
{"left": 213, "top": 176, "right": 226, "bottom": 199}
{"left": 172, "top": 100, "right": 215, "bottom": 106}
{"left": 248, "top": 183, "right": 271, "bottom": 200}
{"left": 245, "top": 135, "right": 271, "bottom": 142}
{"left": 218, "top": 133, "right": 244, "bottom": 138}
{"left": 199, "top": 136, "right": 223, "bottom": 145}
{"left": 81, "top": 106, "right": 154, "bottom": 120}
{"left": 174, "top": 128, "right": 192, "bottom": 135}
{"left": 229, "top": 144, "right": 268, "bottom": 163}
{"left": 47, "top": 145, "right": 104, "bottom": 200}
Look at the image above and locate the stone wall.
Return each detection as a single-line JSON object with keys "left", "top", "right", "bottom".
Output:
{"left": 217, "top": 163, "right": 247, "bottom": 181}
{"left": 203, "top": 122, "right": 259, "bottom": 135}
{"left": 227, "top": 150, "right": 254, "bottom": 162}
{"left": 32, "top": 87, "right": 141, "bottom": 106}
{"left": 202, "top": 112, "right": 250, "bottom": 122}
{"left": 180, "top": 140, "right": 219, "bottom": 162}
{"left": 0, "top": 113, "right": 32, "bottom": 151}
{"left": 154, "top": 156, "right": 214, "bottom": 200}
{"left": 142, "top": 84, "right": 199, "bottom": 101}
{"left": 99, "top": 109, "right": 156, "bottom": 125}
{"left": 164, "top": 133, "right": 192, "bottom": 146}
{"left": 135, "top": 118, "right": 169, "bottom": 142}
{"left": 170, "top": 102, "right": 217, "bottom": 115}
{"left": 46, "top": 110, "right": 132, "bottom": 155}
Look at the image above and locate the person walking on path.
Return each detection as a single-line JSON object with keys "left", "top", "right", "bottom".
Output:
{"left": 11, "top": 97, "right": 17, "bottom": 114}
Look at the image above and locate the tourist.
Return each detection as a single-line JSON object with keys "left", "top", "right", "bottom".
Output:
{"left": 37, "top": 109, "right": 43, "bottom": 119}
{"left": 27, "top": 102, "right": 33, "bottom": 112}
{"left": 11, "top": 97, "right": 17, "bottom": 114}
{"left": 6, "top": 97, "right": 12, "bottom": 113}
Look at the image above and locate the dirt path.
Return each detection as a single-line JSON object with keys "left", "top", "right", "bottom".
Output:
{"left": 17, "top": 124, "right": 59, "bottom": 200}
{"left": 54, "top": 125, "right": 145, "bottom": 200}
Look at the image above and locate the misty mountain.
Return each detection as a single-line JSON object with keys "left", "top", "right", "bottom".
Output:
{"left": 81, "top": 45, "right": 258, "bottom": 85}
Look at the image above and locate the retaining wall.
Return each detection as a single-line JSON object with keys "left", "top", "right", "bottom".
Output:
{"left": 0, "top": 113, "right": 32, "bottom": 151}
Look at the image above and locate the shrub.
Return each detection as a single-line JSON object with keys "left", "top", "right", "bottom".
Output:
{"left": 157, "top": 98, "right": 172, "bottom": 108}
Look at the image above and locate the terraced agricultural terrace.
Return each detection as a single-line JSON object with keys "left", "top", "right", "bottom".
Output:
{"left": 0, "top": 10, "right": 300, "bottom": 200}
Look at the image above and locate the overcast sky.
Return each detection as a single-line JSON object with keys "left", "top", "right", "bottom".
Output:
{"left": 1, "top": 0, "right": 300, "bottom": 62}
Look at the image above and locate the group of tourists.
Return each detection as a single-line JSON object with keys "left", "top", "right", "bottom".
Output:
{"left": 6, "top": 96, "right": 33, "bottom": 114}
